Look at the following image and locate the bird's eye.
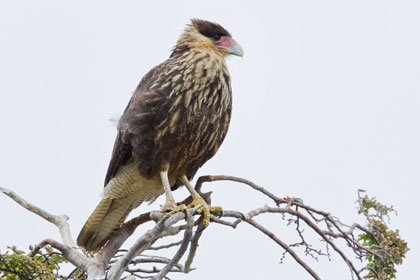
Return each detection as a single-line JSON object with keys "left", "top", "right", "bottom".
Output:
{"left": 213, "top": 34, "right": 221, "bottom": 41}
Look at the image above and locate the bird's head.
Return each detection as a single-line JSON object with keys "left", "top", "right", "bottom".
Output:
{"left": 171, "top": 19, "right": 243, "bottom": 58}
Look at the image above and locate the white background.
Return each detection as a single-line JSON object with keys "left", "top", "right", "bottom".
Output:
{"left": 1, "top": 1, "right": 419, "bottom": 279}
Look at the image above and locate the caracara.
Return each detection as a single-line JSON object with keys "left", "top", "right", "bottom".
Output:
{"left": 77, "top": 19, "right": 243, "bottom": 252}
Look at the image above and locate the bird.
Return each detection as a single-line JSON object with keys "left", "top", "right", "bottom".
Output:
{"left": 77, "top": 19, "right": 243, "bottom": 252}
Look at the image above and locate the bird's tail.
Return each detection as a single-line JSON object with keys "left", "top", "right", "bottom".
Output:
{"left": 77, "top": 160, "right": 166, "bottom": 252}
{"left": 76, "top": 196, "right": 138, "bottom": 252}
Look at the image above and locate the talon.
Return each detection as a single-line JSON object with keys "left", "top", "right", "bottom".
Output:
{"left": 186, "top": 197, "right": 223, "bottom": 228}
{"left": 179, "top": 175, "right": 222, "bottom": 229}
{"left": 187, "top": 196, "right": 211, "bottom": 227}
{"left": 210, "top": 206, "right": 223, "bottom": 218}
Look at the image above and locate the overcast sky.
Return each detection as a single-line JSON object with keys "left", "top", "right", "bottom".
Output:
{"left": 1, "top": 0, "right": 419, "bottom": 279}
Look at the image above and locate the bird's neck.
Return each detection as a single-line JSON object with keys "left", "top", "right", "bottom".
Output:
{"left": 183, "top": 49, "right": 229, "bottom": 82}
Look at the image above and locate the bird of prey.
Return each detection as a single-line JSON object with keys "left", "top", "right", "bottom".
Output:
{"left": 77, "top": 19, "right": 243, "bottom": 252}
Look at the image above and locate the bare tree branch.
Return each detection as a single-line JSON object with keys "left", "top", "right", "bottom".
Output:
{"left": 1, "top": 175, "right": 407, "bottom": 280}
{"left": 29, "top": 238, "right": 92, "bottom": 275}
{"left": 0, "top": 187, "right": 75, "bottom": 247}
{"left": 196, "top": 175, "right": 282, "bottom": 206}
{"left": 148, "top": 241, "right": 183, "bottom": 251}
{"left": 184, "top": 224, "right": 204, "bottom": 273}
{"left": 153, "top": 214, "right": 194, "bottom": 279}
{"left": 248, "top": 218, "right": 321, "bottom": 280}
{"left": 96, "top": 212, "right": 153, "bottom": 267}
{"left": 221, "top": 210, "right": 321, "bottom": 279}
{"left": 128, "top": 256, "right": 184, "bottom": 271}
{"left": 108, "top": 207, "right": 201, "bottom": 280}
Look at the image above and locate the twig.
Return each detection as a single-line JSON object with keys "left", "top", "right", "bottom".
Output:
{"left": 221, "top": 210, "right": 321, "bottom": 280}
{"left": 153, "top": 215, "right": 194, "bottom": 279}
{"left": 96, "top": 212, "right": 152, "bottom": 266}
{"left": 28, "top": 239, "right": 91, "bottom": 273}
{"left": 108, "top": 208, "right": 198, "bottom": 280}
{"left": 149, "top": 241, "right": 183, "bottom": 251}
{"left": 130, "top": 256, "right": 184, "bottom": 271}
{"left": 0, "top": 187, "right": 75, "bottom": 247}
{"left": 127, "top": 267, "right": 182, "bottom": 274}
{"left": 184, "top": 224, "right": 204, "bottom": 272}
{"left": 249, "top": 218, "right": 321, "bottom": 279}
{"left": 210, "top": 214, "right": 237, "bottom": 228}
{"left": 238, "top": 206, "right": 362, "bottom": 280}
{"left": 196, "top": 175, "right": 282, "bottom": 206}
{"left": 108, "top": 214, "right": 172, "bottom": 280}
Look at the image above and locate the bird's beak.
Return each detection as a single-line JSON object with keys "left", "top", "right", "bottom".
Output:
{"left": 229, "top": 42, "right": 244, "bottom": 57}
{"left": 216, "top": 36, "right": 244, "bottom": 57}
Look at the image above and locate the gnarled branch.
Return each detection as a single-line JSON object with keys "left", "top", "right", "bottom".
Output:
{"left": 1, "top": 175, "right": 407, "bottom": 280}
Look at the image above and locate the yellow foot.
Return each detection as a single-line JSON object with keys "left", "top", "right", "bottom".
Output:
{"left": 161, "top": 199, "right": 187, "bottom": 213}
{"left": 187, "top": 196, "right": 223, "bottom": 227}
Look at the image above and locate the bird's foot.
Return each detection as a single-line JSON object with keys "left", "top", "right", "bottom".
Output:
{"left": 187, "top": 195, "right": 223, "bottom": 227}
{"left": 161, "top": 199, "right": 187, "bottom": 213}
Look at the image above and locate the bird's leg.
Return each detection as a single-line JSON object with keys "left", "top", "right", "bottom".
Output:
{"left": 180, "top": 175, "right": 222, "bottom": 227}
{"left": 160, "top": 168, "right": 185, "bottom": 213}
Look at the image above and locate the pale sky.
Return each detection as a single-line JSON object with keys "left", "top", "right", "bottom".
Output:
{"left": 1, "top": 1, "right": 419, "bottom": 279}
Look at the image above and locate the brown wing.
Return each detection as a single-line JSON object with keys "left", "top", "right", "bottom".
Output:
{"left": 104, "top": 131, "right": 132, "bottom": 186}
{"left": 104, "top": 63, "right": 168, "bottom": 186}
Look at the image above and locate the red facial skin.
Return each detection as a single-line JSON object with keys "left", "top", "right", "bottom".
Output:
{"left": 214, "top": 36, "right": 238, "bottom": 53}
